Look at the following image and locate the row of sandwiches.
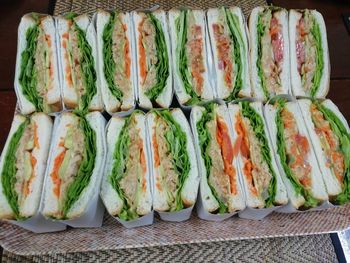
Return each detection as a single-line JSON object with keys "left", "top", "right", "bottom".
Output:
{"left": 15, "top": 7, "right": 330, "bottom": 115}
{"left": 0, "top": 97, "right": 348, "bottom": 226}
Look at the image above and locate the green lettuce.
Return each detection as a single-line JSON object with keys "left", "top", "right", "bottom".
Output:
{"left": 62, "top": 114, "right": 96, "bottom": 218}
{"left": 18, "top": 22, "right": 44, "bottom": 112}
{"left": 240, "top": 101, "right": 276, "bottom": 207}
{"left": 275, "top": 99, "right": 318, "bottom": 208}
{"left": 155, "top": 110, "right": 191, "bottom": 211}
{"left": 175, "top": 10, "right": 200, "bottom": 105}
{"left": 316, "top": 103, "right": 350, "bottom": 204}
{"left": 102, "top": 11, "right": 123, "bottom": 101}
{"left": 1, "top": 119, "right": 29, "bottom": 220}
{"left": 196, "top": 103, "right": 228, "bottom": 213}
{"left": 224, "top": 8, "right": 245, "bottom": 101}
{"left": 144, "top": 13, "right": 169, "bottom": 102}
{"left": 310, "top": 20, "right": 324, "bottom": 98}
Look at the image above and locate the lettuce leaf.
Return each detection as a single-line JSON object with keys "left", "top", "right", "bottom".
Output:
{"left": 316, "top": 103, "right": 350, "bottom": 204}
{"left": 144, "top": 14, "right": 169, "bottom": 102}
{"left": 240, "top": 101, "right": 276, "bottom": 207}
{"left": 102, "top": 11, "right": 123, "bottom": 101}
{"left": 310, "top": 20, "right": 324, "bottom": 98}
{"left": 175, "top": 10, "right": 201, "bottom": 105}
{"left": 155, "top": 110, "right": 191, "bottom": 211}
{"left": 19, "top": 23, "right": 44, "bottom": 112}
{"left": 1, "top": 119, "right": 29, "bottom": 220}
{"left": 275, "top": 99, "right": 318, "bottom": 208}
{"left": 224, "top": 8, "right": 245, "bottom": 101}
{"left": 62, "top": 114, "right": 97, "bottom": 218}
{"left": 196, "top": 103, "right": 228, "bottom": 213}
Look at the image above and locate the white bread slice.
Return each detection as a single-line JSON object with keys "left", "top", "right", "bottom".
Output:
{"left": 58, "top": 14, "right": 103, "bottom": 111}
{"left": 168, "top": 9, "right": 213, "bottom": 105}
{"left": 289, "top": 10, "right": 330, "bottom": 98}
{"left": 147, "top": 109, "right": 199, "bottom": 212}
{"left": 264, "top": 101, "right": 328, "bottom": 209}
{"left": 190, "top": 104, "right": 245, "bottom": 213}
{"left": 42, "top": 111, "right": 106, "bottom": 219}
{"left": 132, "top": 10, "right": 173, "bottom": 109}
{"left": 100, "top": 112, "right": 152, "bottom": 217}
{"left": 96, "top": 10, "right": 135, "bottom": 114}
{"left": 249, "top": 7, "right": 290, "bottom": 100}
{"left": 207, "top": 7, "right": 251, "bottom": 99}
{"left": 14, "top": 14, "right": 61, "bottom": 114}
{"left": 228, "top": 102, "right": 287, "bottom": 209}
{"left": 298, "top": 99, "right": 349, "bottom": 197}
{"left": 0, "top": 113, "right": 53, "bottom": 220}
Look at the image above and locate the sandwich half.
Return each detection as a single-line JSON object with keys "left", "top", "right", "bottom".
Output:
{"left": 191, "top": 103, "right": 245, "bottom": 214}
{"left": 101, "top": 111, "right": 152, "bottom": 220}
{"left": 42, "top": 112, "right": 105, "bottom": 220}
{"left": 298, "top": 99, "right": 350, "bottom": 204}
{"left": 14, "top": 13, "right": 61, "bottom": 114}
{"left": 147, "top": 109, "right": 199, "bottom": 212}
{"left": 133, "top": 10, "right": 173, "bottom": 109}
{"left": 168, "top": 8, "right": 213, "bottom": 105}
{"left": 264, "top": 99, "right": 328, "bottom": 209}
{"left": 289, "top": 9, "right": 330, "bottom": 98}
{"left": 0, "top": 113, "right": 52, "bottom": 220}
{"left": 207, "top": 7, "right": 250, "bottom": 100}
{"left": 96, "top": 10, "right": 135, "bottom": 113}
{"left": 249, "top": 6, "right": 290, "bottom": 100}
{"left": 57, "top": 13, "right": 103, "bottom": 112}
{"left": 228, "top": 101, "right": 287, "bottom": 209}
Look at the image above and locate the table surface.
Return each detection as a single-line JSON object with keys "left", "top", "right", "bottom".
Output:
{"left": 0, "top": 0, "right": 349, "bottom": 259}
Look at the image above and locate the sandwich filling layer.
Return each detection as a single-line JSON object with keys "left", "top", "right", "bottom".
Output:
{"left": 234, "top": 102, "right": 277, "bottom": 207}
{"left": 102, "top": 11, "right": 132, "bottom": 107}
{"left": 1, "top": 117, "right": 39, "bottom": 219}
{"left": 109, "top": 112, "right": 147, "bottom": 220}
{"left": 256, "top": 8, "right": 284, "bottom": 98}
{"left": 311, "top": 102, "right": 350, "bottom": 204}
{"left": 49, "top": 114, "right": 96, "bottom": 219}
{"left": 275, "top": 100, "right": 318, "bottom": 208}
{"left": 152, "top": 110, "right": 190, "bottom": 211}
{"left": 175, "top": 9, "right": 204, "bottom": 104}
{"left": 295, "top": 10, "right": 323, "bottom": 97}
{"left": 212, "top": 7, "right": 245, "bottom": 101}
{"left": 62, "top": 14, "right": 97, "bottom": 112}
{"left": 19, "top": 15, "right": 55, "bottom": 113}
{"left": 138, "top": 13, "right": 169, "bottom": 102}
{"left": 197, "top": 104, "right": 237, "bottom": 213}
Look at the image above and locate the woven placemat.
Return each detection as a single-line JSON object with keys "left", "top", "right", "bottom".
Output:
{"left": 1, "top": 234, "right": 337, "bottom": 263}
{"left": 53, "top": 0, "right": 267, "bottom": 16}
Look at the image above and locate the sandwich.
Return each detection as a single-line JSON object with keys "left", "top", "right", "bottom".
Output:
{"left": 264, "top": 99, "right": 328, "bottom": 209}
{"left": 191, "top": 103, "right": 245, "bottom": 214}
{"left": 57, "top": 13, "right": 103, "bottom": 112}
{"left": 133, "top": 10, "right": 173, "bottom": 109}
{"left": 147, "top": 109, "right": 199, "bottom": 212}
{"left": 289, "top": 9, "right": 330, "bottom": 98}
{"left": 228, "top": 101, "right": 287, "bottom": 209}
{"left": 207, "top": 7, "right": 250, "bottom": 100}
{"left": 168, "top": 9, "right": 213, "bottom": 105}
{"left": 96, "top": 10, "right": 135, "bottom": 113}
{"left": 298, "top": 99, "right": 350, "bottom": 204}
{"left": 42, "top": 111, "right": 105, "bottom": 220}
{"left": 101, "top": 111, "right": 152, "bottom": 220}
{"left": 14, "top": 13, "right": 61, "bottom": 114}
{"left": 0, "top": 113, "right": 53, "bottom": 220}
{"left": 249, "top": 6, "right": 290, "bottom": 100}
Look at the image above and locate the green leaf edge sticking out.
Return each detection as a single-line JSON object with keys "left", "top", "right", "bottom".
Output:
{"left": 196, "top": 103, "right": 228, "bottom": 213}
{"left": 144, "top": 13, "right": 170, "bottom": 102}
{"left": 102, "top": 11, "right": 124, "bottom": 101}
{"left": 275, "top": 99, "right": 318, "bottom": 208}
{"left": 240, "top": 101, "right": 276, "bottom": 207}
{"left": 1, "top": 118, "right": 29, "bottom": 220}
